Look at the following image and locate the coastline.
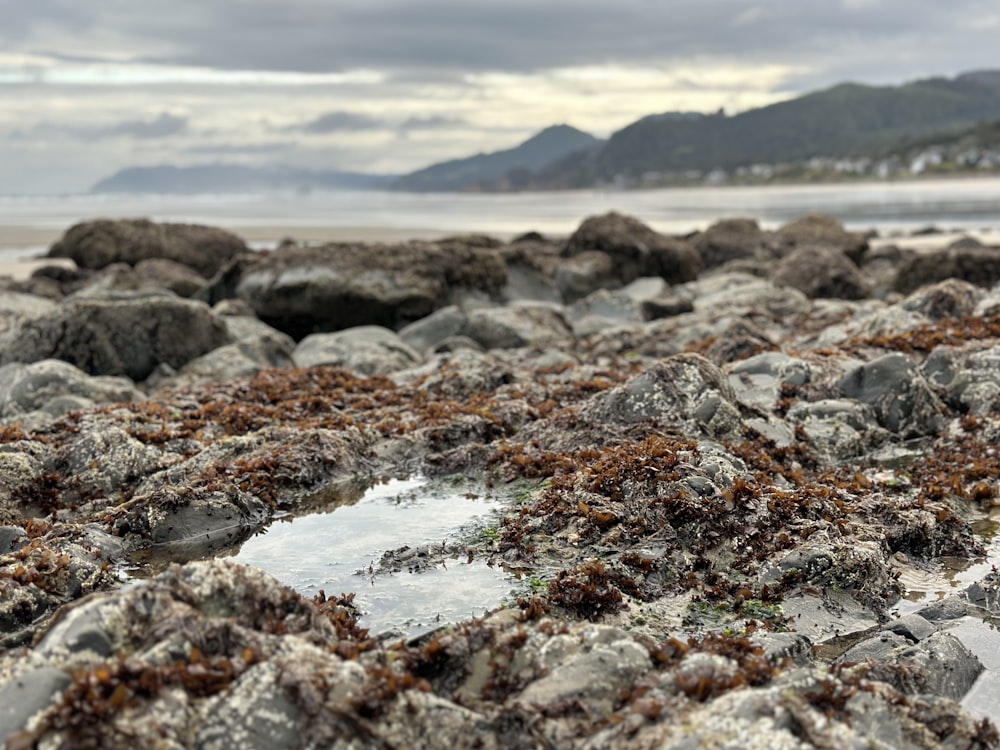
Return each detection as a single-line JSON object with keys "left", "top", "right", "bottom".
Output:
{"left": 1, "top": 222, "right": 998, "bottom": 282}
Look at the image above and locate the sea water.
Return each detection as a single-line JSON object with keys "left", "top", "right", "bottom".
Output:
{"left": 1, "top": 178, "right": 999, "bottom": 251}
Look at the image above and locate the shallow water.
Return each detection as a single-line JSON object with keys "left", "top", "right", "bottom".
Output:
{"left": 894, "top": 511, "right": 1000, "bottom": 721}
{"left": 230, "top": 477, "right": 516, "bottom": 638}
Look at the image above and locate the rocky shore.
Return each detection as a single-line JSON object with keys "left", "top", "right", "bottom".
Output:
{"left": 2, "top": 211, "right": 1000, "bottom": 747}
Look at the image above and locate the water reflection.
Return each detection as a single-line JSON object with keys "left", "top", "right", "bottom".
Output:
{"left": 231, "top": 476, "right": 515, "bottom": 637}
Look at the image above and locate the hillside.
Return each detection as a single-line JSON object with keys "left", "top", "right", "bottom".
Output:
{"left": 515, "top": 71, "right": 1000, "bottom": 188}
{"left": 91, "top": 164, "right": 396, "bottom": 194}
{"left": 390, "top": 124, "right": 602, "bottom": 192}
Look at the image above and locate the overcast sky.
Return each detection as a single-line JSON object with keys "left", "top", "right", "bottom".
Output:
{"left": 1, "top": 0, "right": 997, "bottom": 193}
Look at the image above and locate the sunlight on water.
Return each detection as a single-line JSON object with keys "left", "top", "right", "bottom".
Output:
{"left": 231, "top": 477, "right": 515, "bottom": 637}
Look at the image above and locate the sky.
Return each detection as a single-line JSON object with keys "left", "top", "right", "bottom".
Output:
{"left": 1, "top": 0, "right": 998, "bottom": 194}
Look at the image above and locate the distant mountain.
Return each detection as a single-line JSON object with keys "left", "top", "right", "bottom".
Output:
{"left": 91, "top": 164, "right": 396, "bottom": 194}
{"left": 517, "top": 71, "right": 1000, "bottom": 188}
{"left": 391, "top": 124, "right": 602, "bottom": 192}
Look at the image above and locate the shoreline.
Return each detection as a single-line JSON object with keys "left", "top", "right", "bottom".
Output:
{"left": 0, "top": 223, "right": 998, "bottom": 283}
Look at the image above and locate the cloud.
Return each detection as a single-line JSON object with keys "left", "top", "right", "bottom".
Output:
{"left": 3, "top": 0, "right": 996, "bottom": 85}
{"left": 107, "top": 112, "right": 187, "bottom": 138}
{"left": 300, "top": 111, "right": 383, "bottom": 133}
{"left": 1, "top": 0, "right": 997, "bottom": 193}
{"left": 400, "top": 115, "right": 465, "bottom": 130}
{"left": 7, "top": 112, "right": 188, "bottom": 141}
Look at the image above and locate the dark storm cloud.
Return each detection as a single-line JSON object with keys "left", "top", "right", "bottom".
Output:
{"left": 5, "top": 1, "right": 997, "bottom": 89}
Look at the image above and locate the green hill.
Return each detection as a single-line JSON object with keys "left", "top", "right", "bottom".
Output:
{"left": 522, "top": 72, "right": 1000, "bottom": 188}
{"left": 390, "top": 125, "right": 601, "bottom": 192}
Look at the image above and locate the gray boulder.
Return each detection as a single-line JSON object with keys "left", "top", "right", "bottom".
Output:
{"left": 0, "top": 359, "right": 141, "bottom": 422}
{"left": 923, "top": 344, "right": 1000, "bottom": 415}
{"left": 727, "top": 352, "right": 811, "bottom": 411}
{"left": 785, "top": 399, "right": 883, "bottom": 461}
{"left": 901, "top": 278, "right": 983, "bottom": 319}
{"left": 582, "top": 353, "right": 744, "bottom": 439}
{"left": 773, "top": 213, "right": 869, "bottom": 263}
{"left": 462, "top": 304, "right": 574, "bottom": 350}
{"left": 693, "top": 217, "right": 764, "bottom": 269}
{"left": 293, "top": 325, "right": 420, "bottom": 374}
{"left": 563, "top": 212, "right": 699, "bottom": 287}
{"left": 771, "top": 246, "right": 870, "bottom": 300}
{"left": 399, "top": 306, "right": 468, "bottom": 353}
{"left": 838, "top": 631, "right": 983, "bottom": 701}
{"left": 67, "top": 259, "right": 207, "bottom": 299}
{"left": 838, "top": 353, "right": 946, "bottom": 437}
{"left": 0, "top": 293, "right": 231, "bottom": 381}
{"left": 893, "top": 237, "right": 1000, "bottom": 294}
{"left": 158, "top": 331, "right": 296, "bottom": 390}
{"left": 235, "top": 241, "right": 507, "bottom": 339}
{"left": 47, "top": 218, "right": 248, "bottom": 277}
{"left": 555, "top": 250, "right": 617, "bottom": 302}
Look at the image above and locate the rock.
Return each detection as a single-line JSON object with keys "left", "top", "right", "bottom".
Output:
{"left": 0, "top": 667, "right": 71, "bottom": 741}
{"left": 567, "top": 278, "right": 679, "bottom": 334}
{"left": 785, "top": 398, "right": 883, "bottom": 461}
{"left": 582, "top": 353, "right": 744, "bottom": 439}
{"left": 727, "top": 352, "right": 811, "bottom": 411}
{"left": 0, "top": 292, "right": 56, "bottom": 341}
{"left": 693, "top": 217, "right": 764, "bottom": 269}
{"left": 0, "top": 293, "right": 231, "bottom": 381}
{"left": 234, "top": 241, "right": 506, "bottom": 339}
{"left": 461, "top": 304, "right": 573, "bottom": 350}
{"left": 686, "top": 272, "right": 811, "bottom": 318}
{"left": 563, "top": 212, "right": 699, "bottom": 287}
{"left": 134, "top": 258, "right": 207, "bottom": 297}
{"left": 555, "top": 250, "right": 617, "bottom": 302}
{"left": 882, "top": 614, "right": 937, "bottom": 643}
{"left": 64, "top": 259, "right": 208, "bottom": 300}
{"left": 901, "top": 278, "right": 982, "bottom": 320}
{"left": 640, "top": 294, "right": 695, "bottom": 321}
{"left": 764, "top": 540, "right": 898, "bottom": 614}
{"left": 771, "top": 246, "right": 870, "bottom": 300}
{"left": 924, "top": 344, "right": 1000, "bottom": 414}
{"left": 130, "top": 427, "right": 366, "bottom": 551}
{"left": 838, "top": 631, "right": 983, "bottom": 701}
{"left": 500, "top": 261, "right": 562, "bottom": 304}
{"left": 773, "top": 213, "right": 869, "bottom": 263}
{"left": 399, "top": 306, "right": 467, "bottom": 353}
{"left": 292, "top": 325, "right": 420, "bottom": 374}
{"left": 48, "top": 218, "right": 248, "bottom": 277}
{"left": 837, "top": 353, "right": 946, "bottom": 437}
{"left": 0, "top": 525, "right": 26, "bottom": 553}
{"left": 0, "top": 359, "right": 141, "bottom": 422}
{"left": 914, "top": 596, "right": 977, "bottom": 622}
{"left": 568, "top": 289, "right": 645, "bottom": 336}
{"left": 515, "top": 625, "right": 651, "bottom": 712}
{"left": 148, "top": 330, "right": 295, "bottom": 392}
{"left": 893, "top": 238, "right": 1000, "bottom": 294}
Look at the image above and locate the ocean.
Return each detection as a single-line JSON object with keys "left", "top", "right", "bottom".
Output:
{"left": 1, "top": 177, "right": 999, "bottom": 263}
